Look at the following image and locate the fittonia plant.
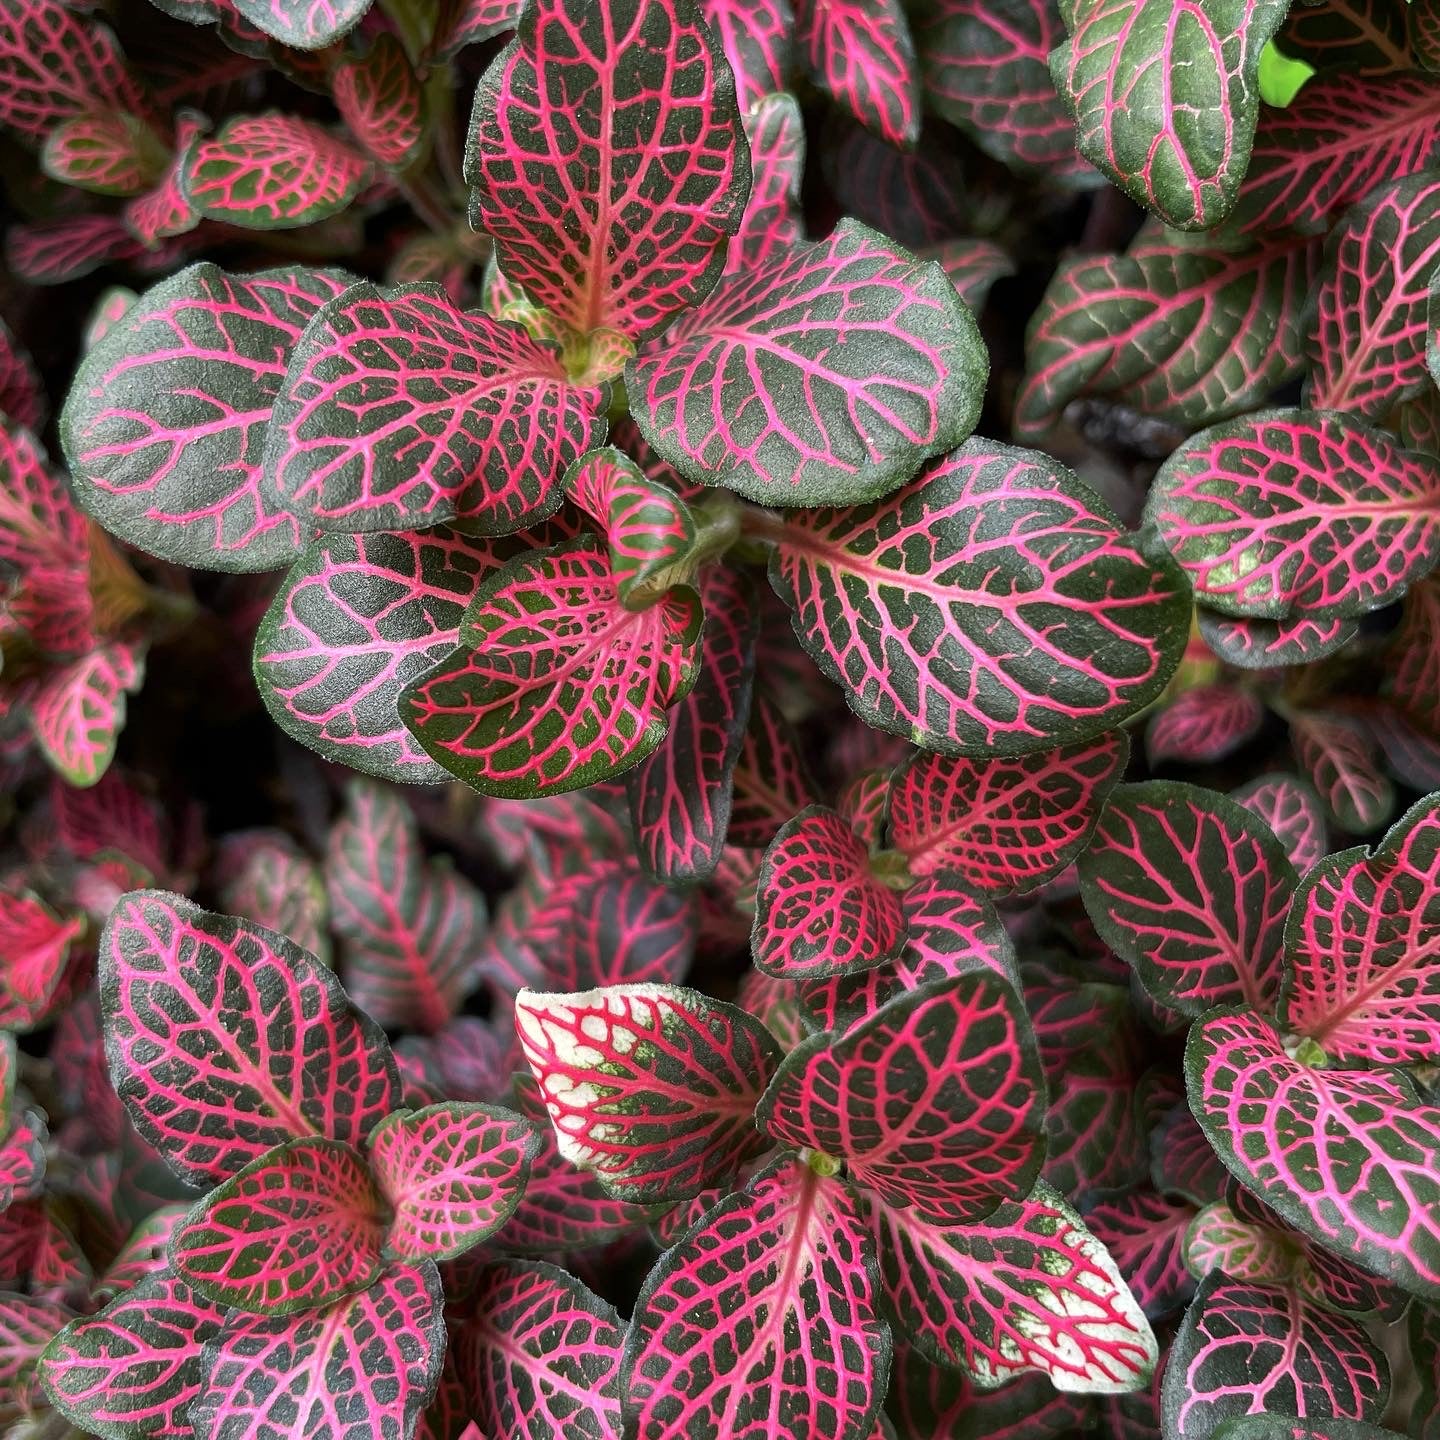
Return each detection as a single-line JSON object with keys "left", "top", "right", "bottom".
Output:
{"left": 0, "top": 0, "right": 1439, "bottom": 1433}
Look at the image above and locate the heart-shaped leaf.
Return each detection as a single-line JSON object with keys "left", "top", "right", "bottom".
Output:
{"left": 1231, "top": 774, "right": 1328, "bottom": 873}
{"left": 466, "top": 0, "right": 749, "bottom": 343}
{"left": 771, "top": 437, "right": 1189, "bottom": 755}
{"left": 1051, "top": 0, "right": 1290, "bottom": 229}
{"left": 622, "top": 1155, "right": 890, "bottom": 1440}
{"left": 796, "top": 0, "right": 919, "bottom": 147}
{"left": 38, "top": 1272, "right": 224, "bottom": 1439}
{"left": 182, "top": 114, "right": 370, "bottom": 229}
{"left": 1291, "top": 711, "right": 1395, "bottom": 833}
{"left": 1147, "top": 685, "right": 1265, "bottom": 766}
{"left": 100, "top": 890, "right": 400, "bottom": 1187}
{"left": 29, "top": 641, "right": 145, "bottom": 788}
{"left": 1199, "top": 609, "right": 1360, "bottom": 669}
{"left": 1084, "top": 1188, "right": 1199, "bottom": 1320}
{"left": 1078, "top": 781, "right": 1296, "bottom": 1017}
{"left": 266, "top": 282, "right": 603, "bottom": 535}
{"left": 368, "top": 1102, "right": 536, "bottom": 1261}
{"left": 628, "top": 218, "right": 986, "bottom": 507}
{"left": 0, "top": 892, "right": 82, "bottom": 1033}
{"left": 188, "top": 1259, "right": 445, "bottom": 1440}
{"left": 1146, "top": 408, "right": 1440, "bottom": 621}
{"left": 62, "top": 263, "right": 355, "bottom": 572}
{"left": 172, "top": 1137, "right": 384, "bottom": 1314}
{"left": 1161, "top": 1271, "right": 1389, "bottom": 1440}
{"left": 867, "top": 1181, "right": 1157, "bottom": 1392}
{"left": 460, "top": 1259, "right": 624, "bottom": 1440}
{"left": 1282, "top": 793, "right": 1440, "bottom": 1066}
{"left": 1187, "top": 1007, "right": 1440, "bottom": 1300}
{"left": 401, "top": 536, "right": 704, "bottom": 798}
{"left": 331, "top": 34, "right": 423, "bottom": 170}
{"left": 515, "top": 982, "right": 781, "bottom": 1203}
{"left": 759, "top": 974, "right": 1045, "bottom": 1223}
{"left": 752, "top": 806, "right": 907, "bottom": 980}
{"left": 700, "top": 0, "right": 793, "bottom": 115}
{"left": 889, "top": 731, "right": 1127, "bottom": 895}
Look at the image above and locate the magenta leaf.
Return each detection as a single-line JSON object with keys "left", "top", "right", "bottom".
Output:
{"left": 515, "top": 981, "right": 780, "bottom": 1203}
{"left": 1291, "top": 711, "right": 1394, "bottom": 833}
{"left": 0, "top": 1111, "right": 46, "bottom": 1211}
{"left": 628, "top": 218, "right": 986, "bottom": 507}
{"left": 1084, "top": 1188, "right": 1199, "bottom": 1320}
{"left": 759, "top": 974, "right": 1045, "bottom": 1223}
{"left": 0, "top": 891, "right": 82, "bottom": 1033}
{"left": 889, "top": 731, "right": 1127, "bottom": 895}
{"left": 5, "top": 215, "right": 145, "bottom": 287}
{"left": 188, "top": 1259, "right": 445, "bottom": 1440}
{"left": 41, "top": 111, "right": 167, "bottom": 199}
{"left": 172, "top": 1137, "right": 384, "bottom": 1313}
{"left": 728, "top": 91, "right": 805, "bottom": 276}
{"left": 1152, "top": 1100, "right": 1228, "bottom": 1208}
{"left": 1051, "top": 0, "right": 1289, "bottom": 229}
{"left": 0, "top": 1292, "right": 71, "bottom": 1414}
{"left": 125, "top": 114, "right": 205, "bottom": 249}
{"left": 37, "top": 1272, "right": 225, "bottom": 1438}
{"left": 0, "top": 316, "right": 43, "bottom": 432}
{"left": 1198, "top": 609, "right": 1360, "bottom": 670}
{"left": 771, "top": 437, "right": 1188, "bottom": 755}
{"left": 325, "top": 782, "right": 485, "bottom": 1034}
{"left": 868, "top": 1181, "right": 1157, "bottom": 1392}
{"left": 1184, "top": 1195, "right": 1302, "bottom": 1288}
{"left": 1282, "top": 793, "right": 1440, "bottom": 1066}
{"left": 888, "top": 1351, "right": 1093, "bottom": 1440}
{"left": 231, "top": 0, "right": 371, "bottom": 47}
{"left": 1391, "top": 576, "right": 1440, "bottom": 736}
{"left": 215, "top": 831, "right": 329, "bottom": 968}
{"left": 62, "top": 262, "right": 355, "bottom": 572}
{"left": 621, "top": 1155, "right": 890, "bottom": 1440}
{"left": 332, "top": 35, "right": 425, "bottom": 172}
{"left": 1161, "top": 1271, "right": 1389, "bottom": 1439}
{"left": 627, "top": 565, "right": 758, "bottom": 884}
{"left": 466, "top": 0, "right": 749, "bottom": 342}
{"left": 28, "top": 641, "right": 145, "bottom": 788}
{"left": 460, "top": 1259, "right": 624, "bottom": 1440}
{"left": 700, "top": 0, "right": 793, "bottom": 115}
{"left": 368, "top": 1102, "right": 535, "bottom": 1262}
{"left": 1147, "top": 407, "right": 1440, "bottom": 621}
{"left": 1147, "top": 684, "right": 1265, "bottom": 766}
{"left": 729, "top": 692, "right": 821, "bottom": 848}
{"left": 401, "top": 535, "right": 704, "bottom": 798}
{"left": 267, "top": 283, "right": 603, "bottom": 535}
{"left": 1231, "top": 773, "right": 1328, "bottom": 874}
{"left": 100, "top": 890, "right": 400, "bottom": 1187}
{"left": 426, "top": 0, "right": 522, "bottom": 62}
{"left": 182, "top": 113, "right": 370, "bottom": 229}
{"left": 752, "top": 805, "right": 906, "bottom": 980}
{"left": 1187, "top": 1007, "right": 1440, "bottom": 1300}
{"left": 0, "top": 421, "right": 85, "bottom": 575}
{"left": 1077, "top": 780, "right": 1296, "bottom": 1017}
{"left": 796, "top": 0, "right": 919, "bottom": 147}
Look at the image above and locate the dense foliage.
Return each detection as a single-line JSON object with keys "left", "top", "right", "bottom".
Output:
{"left": 0, "top": 0, "right": 1437, "bottom": 1435}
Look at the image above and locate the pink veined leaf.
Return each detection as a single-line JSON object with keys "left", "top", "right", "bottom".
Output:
{"left": 1291, "top": 711, "right": 1395, "bottom": 832}
{"left": 628, "top": 218, "right": 987, "bottom": 507}
{"left": 1187, "top": 1006, "right": 1440, "bottom": 1300}
{"left": 0, "top": 421, "right": 85, "bottom": 575}
{"left": 1017, "top": 225, "right": 1319, "bottom": 438}
{"left": 1310, "top": 170, "right": 1440, "bottom": 418}
{"left": 867, "top": 1181, "right": 1158, "bottom": 1393}
{"left": 37, "top": 1271, "right": 225, "bottom": 1437}
{"left": 888, "top": 731, "right": 1128, "bottom": 895}
{"left": 1146, "top": 407, "right": 1440, "bottom": 621}
{"left": 325, "top": 782, "right": 485, "bottom": 1034}
{"left": 1084, "top": 1187, "right": 1199, "bottom": 1320}
{"left": 171, "top": 1137, "right": 386, "bottom": 1313}
{"left": 1044, "top": 1069, "right": 1150, "bottom": 1202}
{"left": 466, "top": 0, "right": 750, "bottom": 342}
{"left": 368, "top": 1102, "right": 537, "bottom": 1261}
{"left": 1282, "top": 793, "right": 1440, "bottom": 1065}
{"left": 888, "top": 1348, "right": 1094, "bottom": 1440}
{"left": 752, "top": 805, "right": 907, "bottom": 980}
{"left": 1160, "top": 1271, "right": 1389, "bottom": 1439}
{"left": 230, "top": 0, "right": 371, "bottom": 47}
{"left": 836, "top": 769, "right": 890, "bottom": 853}
{"left": 1390, "top": 576, "right": 1440, "bottom": 737}
{"left": 771, "top": 437, "right": 1189, "bottom": 755}
{"left": 0, "top": 1111, "right": 47, "bottom": 1211}
{"left": 759, "top": 974, "right": 1045, "bottom": 1223}
{"left": 627, "top": 565, "right": 759, "bottom": 885}
{"left": 41, "top": 110, "right": 167, "bottom": 199}
{"left": 1364, "top": 701, "right": 1440, "bottom": 792}
{"left": 0, "top": 1292, "right": 72, "bottom": 1414}
{"left": 124, "top": 113, "right": 206, "bottom": 249}
{"left": 215, "top": 830, "right": 329, "bottom": 968}
{"left": 795, "top": 0, "right": 920, "bottom": 147}
{"left": 1077, "top": 780, "right": 1296, "bottom": 1017}
{"left": 1051, "top": 0, "right": 1290, "bottom": 230}
{"left": 395, "top": 1016, "right": 516, "bottom": 1107}
{"left": 0, "top": 0, "right": 154, "bottom": 146}
{"left": 8, "top": 559, "right": 98, "bottom": 661}
{"left": 28, "top": 641, "right": 146, "bottom": 789}
{"left": 95, "top": 1206, "right": 190, "bottom": 1301}
{"left": 0, "top": 1033, "right": 13, "bottom": 1136}
{"left": 0, "top": 892, "right": 82, "bottom": 1033}
{"left": 621, "top": 1155, "right": 890, "bottom": 1440}
{"left": 1198, "top": 608, "right": 1360, "bottom": 669}
{"left": 0, "top": 316, "right": 44, "bottom": 432}
{"left": 922, "top": 237, "right": 1018, "bottom": 314}
{"left": 4, "top": 214, "right": 145, "bottom": 287}
{"left": 515, "top": 982, "right": 781, "bottom": 1204}
{"left": 62, "top": 262, "right": 356, "bottom": 572}
{"left": 459, "top": 1259, "right": 624, "bottom": 1440}
{"left": 99, "top": 890, "right": 400, "bottom": 1188}
{"left": 401, "top": 535, "right": 705, "bottom": 799}
{"left": 1152, "top": 1100, "right": 1229, "bottom": 1208}
{"left": 1147, "top": 684, "right": 1266, "bottom": 766}
{"left": 53, "top": 767, "right": 169, "bottom": 874}
{"left": 0, "top": 1200, "right": 91, "bottom": 1296}
{"left": 1214, "top": 1421, "right": 1412, "bottom": 1440}
{"left": 187, "top": 1259, "right": 446, "bottom": 1440}
{"left": 266, "top": 282, "right": 603, "bottom": 536}
{"left": 332, "top": 35, "right": 425, "bottom": 171}
{"left": 1231, "top": 773, "right": 1328, "bottom": 874}
{"left": 182, "top": 113, "right": 370, "bottom": 229}
{"left": 916, "top": 0, "right": 1090, "bottom": 177}
{"left": 800, "top": 878, "right": 1018, "bottom": 1033}
{"left": 728, "top": 94, "right": 805, "bottom": 278}
{"left": 1184, "top": 1196, "right": 1300, "bottom": 1288}
{"left": 1234, "top": 70, "right": 1440, "bottom": 234}
{"left": 700, "top": 0, "right": 794, "bottom": 117}
{"left": 737, "top": 970, "right": 809, "bottom": 1052}
{"left": 728, "top": 692, "right": 821, "bottom": 849}
{"left": 425, "top": 0, "right": 522, "bottom": 62}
